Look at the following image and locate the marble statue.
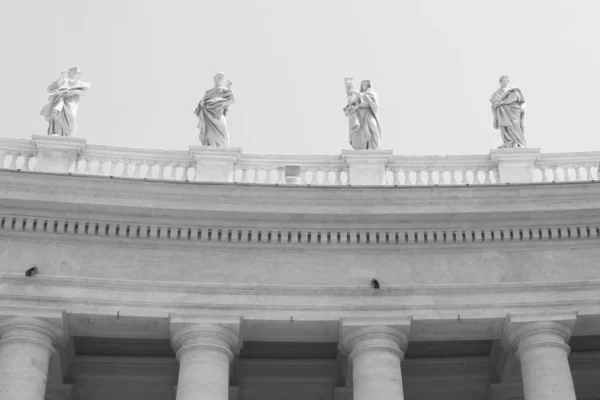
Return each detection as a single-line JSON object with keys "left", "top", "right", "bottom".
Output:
{"left": 343, "top": 77, "right": 382, "bottom": 150}
{"left": 193, "top": 72, "right": 235, "bottom": 147}
{"left": 490, "top": 75, "right": 527, "bottom": 148}
{"left": 40, "top": 66, "right": 90, "bottom": 137}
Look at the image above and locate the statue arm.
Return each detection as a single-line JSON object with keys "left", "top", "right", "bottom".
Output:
{"left": 497, "top": 91, "right": 519, "bottom": 106}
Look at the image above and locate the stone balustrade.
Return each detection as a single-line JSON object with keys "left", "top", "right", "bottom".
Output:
{"left": 1, "top": 135, "right": 599, "bottom": 185}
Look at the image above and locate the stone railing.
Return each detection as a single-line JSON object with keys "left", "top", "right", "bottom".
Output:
{"left": 234, "top": 154, "right": 348, "bottom": 185}
{"left": 0, "top": 135, "right": 599, "bottom": 186}
{"left": 534, "top": 152, "right": 600, "bottom": 182}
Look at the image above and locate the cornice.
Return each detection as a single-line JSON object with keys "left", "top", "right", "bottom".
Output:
{"left": 1, "top": 211, "right": 599, "bottom": 253}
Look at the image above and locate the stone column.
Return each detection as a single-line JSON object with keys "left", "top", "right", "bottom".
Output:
{"left": 343, "top": 325, "right": 408, "bottom": 400}
{"left": 341, "top": 149, "right": 393, "bottom": 185}
{"left": 506, "top": 318, "right": 576, "bottom": 400}
{"left": 489, "top": 148, "right": 540, "bottom": 183}
{"left": 189, "top": 146, "right": 241, "bottom": 182}
{"left": 171, "top": 323, "right": 239, "bottom": 400}
{"left": 0, "top": 316, "right": 64, "bottom": 400}
{"left": 32, "top": 134, "right": 86, "bottom": 173}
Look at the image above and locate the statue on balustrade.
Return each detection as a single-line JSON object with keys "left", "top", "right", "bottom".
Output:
{"left": 40, "top": 66, "right": 90, "bottom": 137}
{"left": 343, "top": 77, "right": 382, "bottom": 150}
{"left": 490, "top": 75, "right": 527, "bottom": 148}
{"left": 193, "top": 72, "right": 236, "bottom": 147}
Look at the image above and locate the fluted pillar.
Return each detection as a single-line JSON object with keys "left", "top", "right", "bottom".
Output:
{"left": 0, "top": 316, "right": 64, "bottom": 400}
{"left": 507, "top": 320, "right": 576, "bottom": 400}
{"left": 344, "top": 325, "right": 408, "bottom": 400}
{"left": 171, "top": 323, "right": 239, "bottom": 400}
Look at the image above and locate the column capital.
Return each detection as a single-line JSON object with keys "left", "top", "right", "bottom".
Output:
{"left": 0, "top": 316, "right": 65, "bottom": 355}
{"left": 169, "top": 314, "right": 242, "bottom": 361}
{"left": 340, "top": 317, "right": 411, "bottom": 360}
{"left": 502, "top": 312, "right": 577, "bottom": 356}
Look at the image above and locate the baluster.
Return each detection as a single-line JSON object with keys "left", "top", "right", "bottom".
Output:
{"left": 156, "top": 162, "right": 166, "bottom": 180}
{"left": 0, "top": 151, "right": 6, "bottom": 169}
{"left": 301, "top": 168, "right": 308, "bottom": 184}
{"left": 130, "top": 160, "right": 141, "bottom": 178}
{"left": 332, "top": 168, "right": 341, "bottom": 185}
{"left": 540, "top": 167, "right": 549, "bottom": 182}
{"left": 437, "top": 170, "right": 446, "bottom": 185}
{"left": 463, "top": 167, "right": 471, "bottom": 184}
{"left": 550, "top": 165, "right": 559, "bottom": 181}
{"left": 253, "top": 166, "right": 261, "bottom": 183}
{"left": 73, "top": 155, "right": 83, "bottom": 174}
{"left": 143, "top": 161, "right": 154, "bottom": 179}
{"left": 98, "top": 157, "right": 107, "bottom": 175}
{"left": 563, "top": 166, "right": 573, "bottom": 181}
{"left": 322, "top": 166, "right": 331, "bottom": 185}
{"left": 586, "top": 165, "right": 597, "bottom": 181}
{"left": 449, "top": 169, "right": 458, "bottom": 184}
{"left": 108, "top": 158, "right": 118, "bottom": 176}
{"left": 178, "top": 164, "right": 188, "bottom": 181}
{"left": 265, "top": 167, "right": 273, "bottom": 184}
{"left": 425, "top": 168, "right": 434, "bottom": 185}
{"left": 574, "top": 164, "right": 583, "bottom": 181}
{"left": 81, "top": 157, "right": 92, "bottom": 174}
{"left": 119, "top": 158, "right": 133, "bottom": 178}
{"left": 20, "top": 153, "right": 31, "bottom": 171}
{"left": 391, "top": 168, "right": 400, "bottom": 185}
{"left": 240, "top": 168, "right": 248, "bottom": 183}
{"left": 484, "top": 168, "right": 493, "bottom": 184}
{"left": 185, "top": 164, "right": 195, "bottom": 181}
{"left": 414, "top": 169, "right": 424, "bottom": 185}
{"left": 472, "top": 168, "right": 481, "bottom": 185}
{"left": 275, "top": 167, "right": 284, "bottom": 184}
{"left": 169, "top": 162, "right": 178, "bottom": 180}
{"left": 7, "top": 151, "right": 18, "bottom": 169}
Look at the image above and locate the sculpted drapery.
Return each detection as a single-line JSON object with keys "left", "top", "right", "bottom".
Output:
{"left": 344, "top": 78, "right": 382, "bottom": 150}
{"left": 40, "top": 66, "right": 90, "bottom": 137}
{"left": 194, "top": 72, "right": 235, "bottom": 147}
{"left": 490, "top": 75, "right": 527, "bottom": 148}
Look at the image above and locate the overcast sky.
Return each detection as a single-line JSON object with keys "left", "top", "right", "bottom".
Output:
{"left": 1, "top": 0, "right": 599, "bottom": 155}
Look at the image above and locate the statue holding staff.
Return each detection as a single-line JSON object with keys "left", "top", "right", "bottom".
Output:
{"left": 490, "top": 75, "right": 527, "bottom": 148}
{"left": 40, "top": 66, "right": 90, "bottom": 137}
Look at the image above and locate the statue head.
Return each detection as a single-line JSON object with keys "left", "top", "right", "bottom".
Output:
{"left": 67, "top": 66, "right": 82, "bottom": 79}
{"left": 498, "top": 75, "right": 510, "bottom": 88}
{"left": 213, "top": 71, "right": 226, "bottom": 86}
{"left": 360, "top": 79, "right": 371, "bottom": 92}
{"left": 345, "top": 77, "right": 354, "bottom": 90}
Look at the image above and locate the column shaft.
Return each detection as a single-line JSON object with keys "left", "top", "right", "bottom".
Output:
{"left": 346, "top": 326, "right": 407, "bottom": 400}
{"left": 511, "top": 322, "right": 576, "bottom": 400}
{"left": 172, "top": 324, "right": 237, "bottom": 400}
{"left": 0, "top": 317, "right": 63, "bottom": 400}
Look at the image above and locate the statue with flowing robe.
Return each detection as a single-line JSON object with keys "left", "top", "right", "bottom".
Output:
{"left": 40, "top": 66, "right": 90, "bottom": 137}
{"left": 343, "top": 78, "right": 382, "bottom": 150}
{"left": 490, "top": 75, "right": 527, "bottom": 148}
{"left": 193, "top": 72, "right": 235, "bottom": 147}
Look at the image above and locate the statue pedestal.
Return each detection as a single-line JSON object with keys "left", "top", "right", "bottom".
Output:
{"left": 490, "top": 148, "right": 541, "bottom": 183}
{"left": 32, "top": 134, "right": 87, "bottom": 173}
{"left": 189, "top": 146, "right": 241, "bottom": 182}
{"left": 341, "top": 149, "right": 393, "bottom": 185}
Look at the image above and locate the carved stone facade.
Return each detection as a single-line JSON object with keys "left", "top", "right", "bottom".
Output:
{"left": 1, "top": 138, "right": 600, "bottom": 400}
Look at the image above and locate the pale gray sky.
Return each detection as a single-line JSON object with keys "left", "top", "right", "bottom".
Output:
{"left": 1, "top": 0, "right": 599, "bottom": 155}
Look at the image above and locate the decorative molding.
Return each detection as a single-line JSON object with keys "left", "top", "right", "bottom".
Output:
{"left": 2, "top": 213, "right": 599, "bottom": 248}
